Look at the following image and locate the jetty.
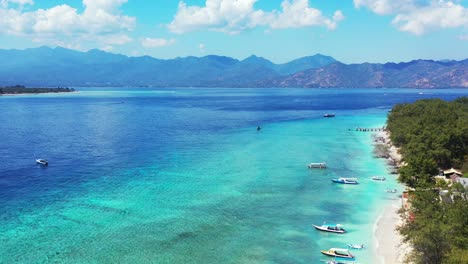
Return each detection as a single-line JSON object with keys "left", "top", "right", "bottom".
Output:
{"left": 351, "top": 127, "right": 386, "bottom": 132}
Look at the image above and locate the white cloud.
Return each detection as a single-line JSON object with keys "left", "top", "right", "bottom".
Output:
{"left": 168, "top": 0, "right": 344, "bottom": 34}
{"left": 392, "top": 1, "right": 468, "bottom": 35}
{"left": 0, "top": 0, "right": 135, "bottom": 47}
{"left": 141, "top": 37, "right": 176, "bottom": 48}
{"left": 354, "top": 0, "right": 468, "bottom": 35}
{"left": 353, "top": 0, "right": 417, "bottom": 15}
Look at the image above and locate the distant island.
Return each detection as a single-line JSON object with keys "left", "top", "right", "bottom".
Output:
{"left": 0, "top": 46, "right": 467, "bottom": 88}
{"left": 0, "top": 85, "right": 75, "bottom": 95}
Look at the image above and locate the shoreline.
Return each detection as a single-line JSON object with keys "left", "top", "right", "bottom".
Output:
{"left": 0, "top": 91, "right": 79, "bottom": 97}
{"left": 372, "top": 130, "right": 410, "bottom": 264}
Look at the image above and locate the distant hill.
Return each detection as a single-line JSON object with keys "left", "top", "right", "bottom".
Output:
{"left": 257, "top": 60, "right": 468, "bottom": 88}
{"left": 0, "top": 46, "right": 466, "bottom": 88}
{"left": 0, "top": 46, "right": 335, "bottom": 87}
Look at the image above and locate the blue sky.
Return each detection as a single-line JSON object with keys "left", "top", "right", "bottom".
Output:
{"left": 0, "top": 0, "right": 467, "bottom": 63}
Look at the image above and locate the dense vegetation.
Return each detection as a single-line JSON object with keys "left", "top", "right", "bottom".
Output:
{"left": 387, "top": 97, "right": 468, "bottom": 264}
{"left": 0, "top": 85, "right": 75, "bottom": 95}
{"left": 387, "top": 97, "right": 468, "bottom": 186}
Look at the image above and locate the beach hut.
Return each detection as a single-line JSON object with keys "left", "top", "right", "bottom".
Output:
{"left": 443, "top": 168, "right": 463, "bottom": 178}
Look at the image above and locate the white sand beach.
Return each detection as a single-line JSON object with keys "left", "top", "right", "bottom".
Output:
{"left": 374, "top": 199, "right": 411, "bottom": 264}
{"left": 373, "top": 130, "right": 411, "bottom": 263}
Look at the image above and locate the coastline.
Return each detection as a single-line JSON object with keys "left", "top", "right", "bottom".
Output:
{"left": 372, "top": 130, "right": 410, "bottom": 264}
{"left": 0, "top": 91, "right": 79, "bottom": 97}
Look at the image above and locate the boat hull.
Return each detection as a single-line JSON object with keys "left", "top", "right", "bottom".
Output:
{"left": 320, "top": 251, "right": 354, "bottom": 259}
{"left": 331, "top": 179, "right": 358, "bottom": 184}
{"left": 312, "top": 225, "right": 345, "bottom": 234}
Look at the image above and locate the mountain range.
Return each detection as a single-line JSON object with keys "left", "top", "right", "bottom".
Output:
{"left": 0, "top": 46, "right": 466, "bottom": 88}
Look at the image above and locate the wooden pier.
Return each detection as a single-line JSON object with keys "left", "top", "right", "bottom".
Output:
{"left": 350, "top": 127, "right": 386, "bottom": 132}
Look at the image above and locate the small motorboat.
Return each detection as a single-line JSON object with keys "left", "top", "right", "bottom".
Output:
{"left": 36, "top": 159, "right": 48, "bottom": 166}
{"left": 332, "top": 178, "right": 358, "bottom": 184}
{"left": 371, "top": 176, "right": 386, "bottom": 181}
{"left": 313, "top": 223, "right": 346, "bottom": 234}
{"left": 324, "top": 114, "right": 335, "bottom": 118}
{"left": 308, "top": 162, "right": 327, "bottom": 169}
{"left": 385, "top": 188, "right": 398, "bottom": 193}
{"left": 347, "top": 244, "right": 364, "bottom": 249}
{"left": 320, "top": 248, "right": 354, "bottom": 259}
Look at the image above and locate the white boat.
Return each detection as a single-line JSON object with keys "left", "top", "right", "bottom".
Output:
{"left": 36, "top": 159, "right": 48, "bottom": 166}
{"left": 321, "top": 248, "right": 354, "bottom": 259}
{"left": 371, "top": 176, "right": 386, "bottom": 181}
{"left": 332, "top": 178, "right": 358, "bottom": 184}
{"left": 385, "top": 188, "right": 397, "bottom": 193}
{"left": 313, "top": 223, "right": 346, "bottom": 234}
{"left": 308, "top": 162, "right": 327, "bottom": 169}
{"left": 347, "top": 244, "right": 364, "bottom": 249}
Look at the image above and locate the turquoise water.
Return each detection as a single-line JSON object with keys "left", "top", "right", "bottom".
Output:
{"left": 0, "top": 88, "right": 465, "bottom": 263}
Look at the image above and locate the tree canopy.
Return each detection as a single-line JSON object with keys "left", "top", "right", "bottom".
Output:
{"left": 387, "top": 97, "right": 468, "bottom": 264}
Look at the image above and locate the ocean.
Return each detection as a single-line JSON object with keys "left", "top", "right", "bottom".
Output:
{"left": 0, "top": 88, "right": 465, "bottom": 263}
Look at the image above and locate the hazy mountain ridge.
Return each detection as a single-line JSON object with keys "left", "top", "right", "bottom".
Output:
{"left": 258, "top": 60, "right": 468, "bottom": 88}
{"left": 0, "top": 46, "right": 466, "bottom": 88}
{"left": 0, "top": 46, "right": 336, "bottom": 87}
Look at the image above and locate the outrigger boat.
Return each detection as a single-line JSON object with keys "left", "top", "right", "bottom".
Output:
{"left": 36, "top": 159, "right": 48, "bottom": 166}
{"left": 332, "top": 178, "right": 358, "bottom": 184}
{"left": 308, "top": 162, "right": 327, "bottom": 169}
{"left": 322, "top": 260, "right": 356, "bottom": 264}
{"left": 371, "top": 176, "right": 386, "bottom": 181}
{"left": 313, "top": 223, "right": 346, "bottom": 234}
{"left": 321, "top": 248, "right": 354, "bottom": 259}
{"left": 347, "top": 244, "right": 364, "bottom": 249}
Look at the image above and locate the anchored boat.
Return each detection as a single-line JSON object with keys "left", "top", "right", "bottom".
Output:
{"left": 308, "top": 162, "right": 327, "bottom": 169}
{"left": 313, "top": 223, "right": 346, "bottom": 234}
{"left": 36, "top": 159, "right": 48, "bottom": 166}
{"left": 332, "top": 178, "right": 358, "bottom": 184}
{"left": 347, "top": 244, "right": 364, "bottom": 249}
{"left": 371, "top": 176, "right": 386, "bottom": 181}
{"left": 320, "top": 248, "right": 354, "bottom": 259}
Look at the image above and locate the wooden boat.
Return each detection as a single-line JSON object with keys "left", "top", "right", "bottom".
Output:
{"left": 347, "top": 244, "right": 364, "bottom": 249}
{"left": 332, "top": 178, "right": 358, "bottom": 184}
{"left": 36, "top": 159, "right": 48, "bottom": 166}
{"left": 308, "top": 162, "right": 327, "bottom": 169}
{"left": 321, "top": 248, "right": 354, "bottom": 259}
{"left": 313, "top": 223, "right": 346, "bottom": 234}
{"left": 371, "top": 176, "right": 386, "bottom": 181}
{"left": 324, "top": 114, "right": 335, "bottom": 118}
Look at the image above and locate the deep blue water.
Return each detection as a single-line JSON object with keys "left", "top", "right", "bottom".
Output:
{"left": 0, "top": 88, "right": 466, "bottom": 263}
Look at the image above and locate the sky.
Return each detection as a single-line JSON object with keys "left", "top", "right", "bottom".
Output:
{"left": 0, "top": 0, "right": 467, "bottom": 63}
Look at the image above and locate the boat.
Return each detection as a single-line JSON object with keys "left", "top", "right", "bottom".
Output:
{"left": 322, "top": 261, "right": 356, "bottom": 264}
{"left": 371, "top": 176, "right": 386, "bottom": 181}
{"left": 332, "top": 178, "right": 358, "bottom": 184}
{"left": 313, "top": 223, "right": 346, "bottom": 234}
{"left": 347, "top": 244, "right": 364, "bottom": 249}
{"left": 385, "top": 188, "right": 398, "bottom": 193}
{"left": 308, "top": 162, "right": 327, "bottom": 169}
{"left": 36, "top": 159, "right": 48, "bottom": 166}
{"left": 320, "top": 248, "right": 354, "bottom": 259}
{"left": 324, "top": 114, "right": 335, "bottom": 118}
